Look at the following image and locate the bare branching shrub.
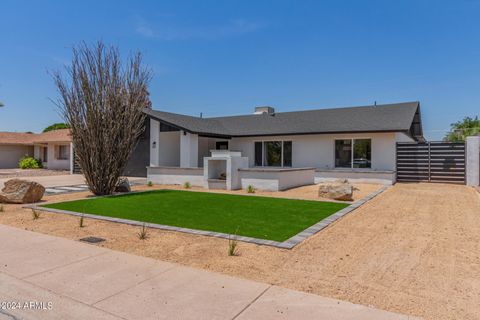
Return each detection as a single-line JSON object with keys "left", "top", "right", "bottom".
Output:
{"left": 53, "top": 41, "right": 152, "bottom": 195}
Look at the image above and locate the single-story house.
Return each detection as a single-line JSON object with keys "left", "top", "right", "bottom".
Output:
{"left": 0, "top": 129, "right": 73, "bottom": 171}
{"left": 144, "top": 101, "right": 424, "bottom": 190}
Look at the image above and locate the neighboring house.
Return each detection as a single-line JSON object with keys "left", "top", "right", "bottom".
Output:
{"left": 0, "top": 129, "right": 73, "bottom": 171}
{"left": 144, "top": 101, "right": 424, "bottom": 190}
{"left": 0, "top": 132, "right": 36, "bottom": 169}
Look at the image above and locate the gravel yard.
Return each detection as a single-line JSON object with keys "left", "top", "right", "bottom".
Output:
{"left": 1, "top": 183, "right": 479, "bottom": 319}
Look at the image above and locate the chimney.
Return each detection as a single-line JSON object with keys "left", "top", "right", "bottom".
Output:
{"left": 254, "top": 106, "right": 275, "bottom": 115}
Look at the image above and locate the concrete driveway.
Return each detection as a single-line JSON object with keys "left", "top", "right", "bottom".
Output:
{"left": 0, "top": 174, "right": 145, "bottom": 190}
{"left": 0, "top": 224, "right": 414, "bottom": 320}
{"left": 0, "top": 174, "right": 86, "bottom": 189}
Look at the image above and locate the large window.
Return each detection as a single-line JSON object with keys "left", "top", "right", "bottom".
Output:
{"left": 57, "top": 145, "right": 69, "bottom": 160}
{"left": 335, "top": 139, "right": 371, "bottom": 168}
{"left": 254, "top": 141, "right": 292, "bottom": 167}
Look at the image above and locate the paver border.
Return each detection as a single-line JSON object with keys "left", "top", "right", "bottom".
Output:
{"left": 25, "top": 186, "right": 389, "bottom": 249}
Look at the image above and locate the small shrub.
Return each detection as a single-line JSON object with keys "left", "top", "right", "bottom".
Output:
{"left": 184, "top": 181, "right": 191, "bottom": 189}
{"left": 138, "top": 223, "right": 149, "bottom": 240}
{"left": 228, "top": 227, "right": 240, "bottom": 256}
{"left": 31, "top": 209, "right": 40, "bottom": 220}
{"left": 19, "top": 156, "right": 43, "bottom": 169}
{"left": 79, "top": 214, "right": 85, "bottom": 228}
{"left": 246, "top": 185, "right": 255, "bottom": 194}
{"left": 147, "top": 181, "right": 153, "bottom": 187}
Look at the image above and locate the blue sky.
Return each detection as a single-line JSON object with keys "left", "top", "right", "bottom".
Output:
{"left": 0, "top": 0, "right": 479, "bottom": 140}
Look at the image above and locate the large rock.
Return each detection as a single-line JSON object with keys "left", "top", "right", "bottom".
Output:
{"left": 0, "top": 179, "right": 45, "bottom": 204}
{"left": 115, "top": 177, "right": 131, "bottom": 193}
{"left": 318, "top": 181, "right": 353, "bottom": 201}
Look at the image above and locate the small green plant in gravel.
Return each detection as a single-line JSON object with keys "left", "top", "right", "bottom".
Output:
{"left": 79, "top": 214, "right": 85, "bottom": 228}
{"left": 31, "top": 209, "right": 40, "bottom": 220}
{"left": 138, "top": 223, "right": 149, "bottom": 240}
{"left": 147, "top": 181, "right": 153, "bottom": 187}
{"left": 184, "top": 181, "right": 191, "bottom": 189}
{"left": 228, "top": 227, "right": 240, "bottom": 256}
{"left": 246, "top": 185, "right": 255, "bottom": 194}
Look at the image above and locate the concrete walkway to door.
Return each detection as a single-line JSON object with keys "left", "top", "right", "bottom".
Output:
{"left": 0, "top": 224, "right": 415, "bottom": 320}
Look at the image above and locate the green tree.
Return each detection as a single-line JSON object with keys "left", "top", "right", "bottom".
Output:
{"left": 43, "top": 123, "right": 70, "bottom": 132}
{"left": 444, "top": 116, "right": 480, "bottom": 142}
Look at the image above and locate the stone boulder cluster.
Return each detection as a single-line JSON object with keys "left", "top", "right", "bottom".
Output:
{"left": 0, "top": 179, "right": 45, "bottom": 204}
{"left": 318, "top": 179, "right": 354, "bottom": 201}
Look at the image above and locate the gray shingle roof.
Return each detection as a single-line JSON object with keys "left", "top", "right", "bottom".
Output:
{"left": 144, "top": 101, "right": 422, "bottom": 139}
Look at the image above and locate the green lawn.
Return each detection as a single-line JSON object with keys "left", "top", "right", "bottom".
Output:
{"left": 42, "top": 190, "right": 348, "bottom": 242}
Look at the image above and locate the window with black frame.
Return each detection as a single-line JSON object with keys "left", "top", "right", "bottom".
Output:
{"left": 353, "top": 139, "right": 371, "bottom": 168}
{"left": 335, "top": 139, "right": 352, "bottom": 168}
{"left": 335, "top": 139, "right": 371, "bottom": 168}
{"left": 254, "top": 141, "right": 292, "bottom": 167}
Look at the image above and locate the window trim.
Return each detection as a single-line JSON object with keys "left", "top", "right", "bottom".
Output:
{"left": 334, "top": 138, "right": 372, "bottom": 169}
{"left": 254, "top": 140, "right": 292, "bottom": 167}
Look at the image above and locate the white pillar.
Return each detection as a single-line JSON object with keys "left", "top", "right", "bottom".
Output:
{"left": 150, "top": 119, "right": 160, "bottom": 167}
{"left": 180, "top": 131, "right": 198, "bottom": 168}
{"left": 466, "top": 136, "right": 480, "bottom": 186}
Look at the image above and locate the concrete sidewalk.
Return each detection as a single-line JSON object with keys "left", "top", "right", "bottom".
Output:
{"left": 0, "top": 225, "right": 416, "bottom": 320}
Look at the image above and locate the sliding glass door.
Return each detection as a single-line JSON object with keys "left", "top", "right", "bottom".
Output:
{"left": 254, "top": 141, "right": 292, "bottom": 167}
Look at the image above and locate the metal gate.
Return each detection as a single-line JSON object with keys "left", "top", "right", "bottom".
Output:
{"left": 396, "top": 142, "right": 466, "bottom": 184}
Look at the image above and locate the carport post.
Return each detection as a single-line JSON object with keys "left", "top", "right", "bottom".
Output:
{"left": 466, "top": 136, "right": 480, "bottom": 186}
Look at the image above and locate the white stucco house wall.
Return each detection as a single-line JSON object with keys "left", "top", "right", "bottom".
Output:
{"left": 0, "top": 129, "right": 73, "bottom": 171}
{"left": 144, "top": 102, "right": 424, "bottom": 191}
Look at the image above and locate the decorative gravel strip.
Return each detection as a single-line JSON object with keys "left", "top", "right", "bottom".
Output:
{"left": 27, "top": 185, "right": 389, "bottom": 249}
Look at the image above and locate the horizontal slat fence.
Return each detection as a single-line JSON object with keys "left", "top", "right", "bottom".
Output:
{"left": 396, "top": 142, "right": 465, "bottom": 184}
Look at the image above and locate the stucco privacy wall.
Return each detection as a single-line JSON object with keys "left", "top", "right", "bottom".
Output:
{"left": 315, "top": 170, "right": 396, "bottom": 185}
{"left": 239, "top": 168, "right": 315, "bottom": 191}
{"left": 0, "top": 145, "right": 33, "bottom": 168}
{"left": 230, "top": 132, "right": 411, "bottom": 171}
{"left": 147, "top": 167, "right": 204, "bottom": 186}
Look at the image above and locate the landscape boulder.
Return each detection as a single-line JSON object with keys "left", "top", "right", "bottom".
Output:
{"left": 115, "top": 177, "right": 131, "bottom": 193}
{"left": 318, "top": 180, "right": 354, "bottom": 201}
{"left": 0, "top": 179, "right": 45, "bottom": 204}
